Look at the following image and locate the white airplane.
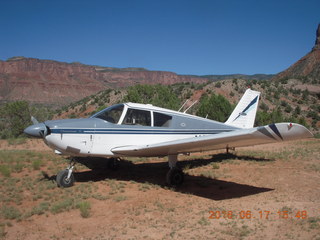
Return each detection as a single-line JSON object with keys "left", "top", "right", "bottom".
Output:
{"left": 24, "top": 89, "right": 313, "bottom": 187}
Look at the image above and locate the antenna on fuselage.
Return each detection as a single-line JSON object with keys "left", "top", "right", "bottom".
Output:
{"left": 183, "top": 100, "right": 198, "bottom": 113}
{"left": 178, "top": 100, "right": 189, "bottom": 112}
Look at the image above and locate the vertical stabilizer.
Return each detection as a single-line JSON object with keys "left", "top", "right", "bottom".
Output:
{"left": 225, "top": 88, "right": 260, "bottom": 129}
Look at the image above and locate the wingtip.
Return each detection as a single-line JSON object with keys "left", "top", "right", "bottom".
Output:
{"left": 274, "top": 123, "right": 314, "bottom": 140}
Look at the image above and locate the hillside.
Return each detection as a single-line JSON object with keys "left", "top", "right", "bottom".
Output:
{"left": 202, "top": 73, "right": 274, "bottom": 81}
{"left": 273, "top": 24, "right": 320, "bottom": 83}
{"left": 58, "top": 79, "right": 319, "bottom": 133}
{"left": 0, "top": 57, "right": 278, "bottom": 107}
{"left": 0, "top": 57, "right": 209, "bottom": 106}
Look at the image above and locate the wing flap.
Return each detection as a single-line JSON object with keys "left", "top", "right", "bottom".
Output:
{"left": 111, "top": 123, "right": 313, "bottom": 157}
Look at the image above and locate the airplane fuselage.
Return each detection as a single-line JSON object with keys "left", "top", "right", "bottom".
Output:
{"left": 41, "top": 103, "right": 238, "bottom": 157}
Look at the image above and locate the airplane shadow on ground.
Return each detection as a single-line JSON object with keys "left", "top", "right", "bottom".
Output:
{"left": 45, "top": 153, "right": 274, "bottom": 201}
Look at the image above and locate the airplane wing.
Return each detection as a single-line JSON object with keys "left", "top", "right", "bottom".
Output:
{"left": 111, "top": 123, "right": 313, "bottom": 157}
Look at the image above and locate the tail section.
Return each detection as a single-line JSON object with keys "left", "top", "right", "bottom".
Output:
{"left": 225, "top": 88, "right": 260, "bottom": 129}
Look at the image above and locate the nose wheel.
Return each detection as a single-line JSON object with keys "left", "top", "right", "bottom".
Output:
{"left": 56, "top": 159, "right": 76, "bottom": 188}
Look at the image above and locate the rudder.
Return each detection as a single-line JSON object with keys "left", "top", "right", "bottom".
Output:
{"left": 225, "top": 88, "right": 260, "bottom": 129}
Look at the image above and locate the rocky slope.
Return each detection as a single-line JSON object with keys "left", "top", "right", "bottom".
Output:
{"left": 0, "top": 57, "right": 208, "bottom": 106}
{"left": 274, "top": 24, "right": 320, "bottom": 82}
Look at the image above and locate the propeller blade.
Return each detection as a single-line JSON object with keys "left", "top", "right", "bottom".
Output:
{"left": 31, "top": 116, "right": 39, "bottom": 125}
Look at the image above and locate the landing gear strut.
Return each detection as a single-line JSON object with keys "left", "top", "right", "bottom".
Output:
{"left": 166, "top": 155, "right": 184, "bottom": 186}
{"left": 107, "top": 157, "right": 120, "bottom": 170}
{"left": 56, "top": 159, "right": 76, "bottom": 188}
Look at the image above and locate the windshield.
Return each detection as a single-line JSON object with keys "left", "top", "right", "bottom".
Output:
{"left": 91, "top": 104, "right": 124, "bottom": 123}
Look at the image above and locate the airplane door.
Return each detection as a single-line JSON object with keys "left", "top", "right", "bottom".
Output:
{"left": 80, "top": 124, "right": 95, "bottom": 155}
{"left": 80, "top": 133, "right": 94, "bottom": 154}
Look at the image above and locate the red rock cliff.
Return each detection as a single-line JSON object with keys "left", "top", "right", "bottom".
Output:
{"left": 0, "top": 57, "right": 208, "bottom": 105}
{"left": 274, "top": 24, "right": 320, "bottom": 80}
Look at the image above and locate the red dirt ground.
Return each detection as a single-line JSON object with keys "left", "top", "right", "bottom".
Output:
{"left": 0, "top": 138, "right": 319, "bottom": 240}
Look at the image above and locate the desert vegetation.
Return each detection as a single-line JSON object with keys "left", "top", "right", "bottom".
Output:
{"left": 1, "top": 77, "right": 319, "bottom": 139}
{"left": 0, "top": 138, "right": 319, "bottom": 239}
{"left": 57, "top": 78, "right": 320, "bottom": 134}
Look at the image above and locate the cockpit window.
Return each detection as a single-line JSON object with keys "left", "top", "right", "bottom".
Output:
{"left": 122, "top": 108, "right": 151, "bottom": 126}
{"left": 154, "top": 112, "right": 172, "bottom": 127}
{"left": 91, "top": 104, "right": 124, "bottom": 123}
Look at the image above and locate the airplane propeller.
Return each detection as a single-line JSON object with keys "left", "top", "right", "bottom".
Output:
{"left": 24, "top": 117, "right": 50, "bottom": 138}
{"left": 31, "top": 116, "right": 39, "bottom": 125}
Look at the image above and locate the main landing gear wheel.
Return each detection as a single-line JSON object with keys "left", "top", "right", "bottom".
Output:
{"left": 107, "top": 158, "right": 120, "bottom": 170}
{"left": 166, "top": 168, "right": 184, "bottom": 187}
{"left": 56, "top": 169, "right": 75, "bottom": 188}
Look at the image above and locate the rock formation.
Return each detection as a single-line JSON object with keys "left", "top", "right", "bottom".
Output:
{"left": 274, "top": 24, "right": 320, "bottom": 81}
{"left": 0, "top": 57, "right": 208, "bottom": 106}
{"left": 313, "top": 23, "right": 320, "bottom": 51}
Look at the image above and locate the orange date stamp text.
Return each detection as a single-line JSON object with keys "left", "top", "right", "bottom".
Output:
{"left": 208, "top": 210, "right": 308, "bottom": 220}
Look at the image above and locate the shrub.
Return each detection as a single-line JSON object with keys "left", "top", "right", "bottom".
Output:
{"left": 77, "top": 201, "right": 91, "bottom": 218}
{"left": 0, "top": 165, "right": 11, "bottom": 177}
{"left": 0, "top": 206, "right": 21, "bottom": 220}
{"left": 124, "top": 84, "right": 180, "bottom": 110}
{"left": 259, "top": 102, "right": 269, "bottom": 111}
{"left": 197, "top": 93, "right": 232, "bottom": 122}
{"left": 32, "top": 159, "right": 42, "bottom": 170}
{"left": 0, "top": 101, "right": 30, "bottom": 138}
{"left": 214, "top": 82, "right": 222, "bottom": 88}
{"left": 285, "top": 105, "right": 293, "bottom": 113}
{"left": 50, "top": 198, "right": 74, "bottom": 214}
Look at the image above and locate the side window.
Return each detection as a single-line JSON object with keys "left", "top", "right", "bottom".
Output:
{"left": 154, "top": 112, "right": 172, "bottom": 127}
{"left": 123, "top": 109, "right": 151, "bottom": 126}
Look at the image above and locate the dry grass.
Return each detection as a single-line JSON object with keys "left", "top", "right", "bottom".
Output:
{"left": 0, "top": 139, "right": 319, "bottom": 239}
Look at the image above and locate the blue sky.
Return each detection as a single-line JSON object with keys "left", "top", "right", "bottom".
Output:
{"left": 0, "top": 0, "right": 319, "bottom": 75}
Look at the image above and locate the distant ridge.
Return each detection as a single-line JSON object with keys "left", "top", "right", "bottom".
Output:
{"left": 0, "top": 57, "right": 208, "bottom": 106}
{"left": 201, "top": 74, "right": 274, "bottom": 81}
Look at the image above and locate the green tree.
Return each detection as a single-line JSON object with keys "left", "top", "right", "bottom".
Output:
{"left": 255, "top": 111, "right": 271, "bottom": 126}
{"left": 294, "top": 105, "right": 301, "bottom": 116}
{"left": 196, "top": 93, "right": 232, "bottom": 122}
{"left": 255, "top": 108, "right": 285, "bottom": 126}
{"left": 0, "top": 101, "right": 31, "bottom": 138}
{"left": 259, "top": 102, "right": 269, "bottom": 111}
{"left": 270, "top": 108, "right": 284, "bottom": 123}
{"left": 123, "top": 84, "right": 180, "bottom": 110}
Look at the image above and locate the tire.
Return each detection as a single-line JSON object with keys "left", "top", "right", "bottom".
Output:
{"left": 166, "top": 168, "right": 184, "bottom": 186}
{"left": 56, "top": 169, "right": 75, "bottom": 188}
{"left": 107, "top": 158, "right": 119, "bottom": 170}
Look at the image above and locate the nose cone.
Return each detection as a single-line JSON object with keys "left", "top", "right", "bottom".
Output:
{"left": 24, "top": 123, "right": 47, "bottom": 138}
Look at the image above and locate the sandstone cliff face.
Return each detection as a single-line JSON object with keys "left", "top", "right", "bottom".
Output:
{"left": 0, "top": 57, "right": 208, "bottom": 105}
{"left": 313, "top": 23, "right": 320, "bottom": 51}
{"left": 274, "top": 24, "right": 320, "bottom": 81}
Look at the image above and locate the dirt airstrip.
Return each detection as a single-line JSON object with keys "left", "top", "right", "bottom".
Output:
{"left": 0, "top": 138, "right": 319, "bottom": 240}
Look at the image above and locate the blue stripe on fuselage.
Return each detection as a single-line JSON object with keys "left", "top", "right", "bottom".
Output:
{"left": 50, "top": 128, "right": 230, "bottom": 135}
